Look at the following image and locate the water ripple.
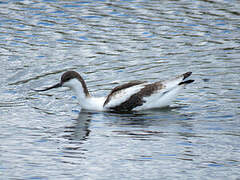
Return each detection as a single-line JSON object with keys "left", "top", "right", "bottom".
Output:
{"left": 1, "top": 0, "right": 240, "bottom": 179}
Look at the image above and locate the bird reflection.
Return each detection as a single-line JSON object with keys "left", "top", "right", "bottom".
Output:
{"left": 60, "top": 111, "right": 93, "bottom": 163}
{"left": 104, "top": 106, "right": 195, "bottom": 140}
{"left": 63, "top": 110, "right": 92, "bottom": 142}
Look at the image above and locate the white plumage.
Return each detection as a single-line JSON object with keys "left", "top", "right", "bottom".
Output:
{"left": 103, "top": 83, "right": 146, "bottom": 110}
{"left": 36, "top": 71, "right": 194, "bottom": 112}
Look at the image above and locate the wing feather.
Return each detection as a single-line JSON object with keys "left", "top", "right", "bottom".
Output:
{"left": 104, "top": 81, "right": 165, "bottom": 111}
{"left": 103, "top": 72, "right": 194, "bottom": 111}
{"left": 103, "top": 81, "right": 145, "bottom": 108}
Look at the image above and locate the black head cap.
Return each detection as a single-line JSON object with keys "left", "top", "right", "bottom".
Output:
{"left": 60, "top": 71, "right": 90, "bottom": 97}
{"left": 61, "top": 71, "right": 82, "bottom": 84}
{"left": 35, "top": 71, "right": 90, "bottom": 97}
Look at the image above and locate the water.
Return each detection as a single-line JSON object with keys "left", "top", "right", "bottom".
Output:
{"left": 0, "top": 0, "right": 240, "bottom": 179}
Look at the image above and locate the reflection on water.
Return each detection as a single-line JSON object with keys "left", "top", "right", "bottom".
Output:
{"left": 63, "top": 111, "right": 92, "bottom": 141}
{"left": 1, "top": 0, "right": 240, "bottom": 179}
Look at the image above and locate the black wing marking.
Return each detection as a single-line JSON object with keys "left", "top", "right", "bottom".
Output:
{"left": 107, "top": 81, "right": 165, "bottom": 111}
{"left": 104, "top": 71, "right": 194, "bottom": 111}
{"left": 103, "top": 80, "right": 145, "bottom": 107}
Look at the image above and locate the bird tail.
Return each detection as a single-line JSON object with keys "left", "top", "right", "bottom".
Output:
{"left": 162, "top": 71, "right": 194, "bottom": 90}
{"left": 179, "top": 79, "right": 194, "bottom": 85}
{"left": 178, "top": 72, "right": 194, "bottom": 85}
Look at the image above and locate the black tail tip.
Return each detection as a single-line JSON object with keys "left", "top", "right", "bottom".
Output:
{"left": 183, "top": 72, "right": 192, "bottom": 80}
{"left": 179, "top": 79, "right": 194, "bottom": 85}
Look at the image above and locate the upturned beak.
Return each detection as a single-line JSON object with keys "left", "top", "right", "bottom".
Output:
{"left": 35, "top": 83, "right": 62, "bottom": 92}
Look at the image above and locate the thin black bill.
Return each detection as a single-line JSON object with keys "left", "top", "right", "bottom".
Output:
{"left": 34, "top": 83, "right": 62, "bottom": 92}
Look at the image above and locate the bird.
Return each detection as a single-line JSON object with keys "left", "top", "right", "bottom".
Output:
{"left": 35, "top": 71, "right": 194, "bottom": 112}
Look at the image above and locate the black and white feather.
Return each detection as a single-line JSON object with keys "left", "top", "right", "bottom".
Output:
{"left": 36, "top": 71, "right": 194, "bottom": 111}
{"left": 103, "top": 72, "right": 194, "bottom": 111}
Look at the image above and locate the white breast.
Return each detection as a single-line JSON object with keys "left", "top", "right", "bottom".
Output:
{"left": 81, "top": 97, "right": 106, "bottom": 111}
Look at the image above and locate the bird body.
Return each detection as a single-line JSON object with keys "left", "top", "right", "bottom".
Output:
{"left": 36, "top": 71, "right": 194, "bottom": 112}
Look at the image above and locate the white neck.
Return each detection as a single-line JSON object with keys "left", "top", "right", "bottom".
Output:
{"left": 64, "top": 79, "right": 105, "bottom": 111}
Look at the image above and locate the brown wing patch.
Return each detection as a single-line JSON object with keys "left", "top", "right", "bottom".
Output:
{"left": 107, "top": 81, "right": 165, "bottom": 111}
{"left": 103, "top": 80, "right": 145, "bottom": 107}
{"left": 137, "top": 82, "right": 164, "bottom": 97}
